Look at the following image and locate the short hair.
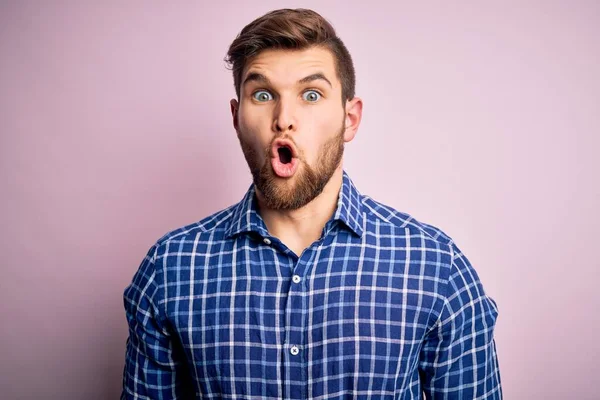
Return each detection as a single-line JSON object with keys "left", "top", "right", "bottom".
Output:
{"left": 225, "top": 8, "right": 356, "bottom": 103}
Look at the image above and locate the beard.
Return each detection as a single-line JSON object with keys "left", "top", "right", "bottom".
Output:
{"left": 238, "top": 124, "right": 345, "bottom": 211}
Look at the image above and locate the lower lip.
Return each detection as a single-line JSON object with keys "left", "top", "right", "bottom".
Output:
{"left": 271, "top": 157, "right": 298, "bottom": 178}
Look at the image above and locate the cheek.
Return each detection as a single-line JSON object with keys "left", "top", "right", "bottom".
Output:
{"left": 301, "top": 112, "right": 343, "bottom": 163}
{"left": 238, "top": 109, "right": 271, "bottom": 151}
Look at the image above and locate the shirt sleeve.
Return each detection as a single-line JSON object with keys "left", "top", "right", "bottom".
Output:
{"left": 121, "top": 244, "right": 194, "bottom": 399}
{"left": 418, "top": 241, "right": 503, "bottom": 399}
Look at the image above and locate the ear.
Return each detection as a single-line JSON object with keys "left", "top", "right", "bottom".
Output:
{"left": 230, "top": 98, "right": 240, "bottom": 133}
{"left": 343, "top": 96, "right": 363, "bottom": 143}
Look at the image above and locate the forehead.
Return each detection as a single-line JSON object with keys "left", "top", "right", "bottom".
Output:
{"left": 242, "top": 47, "right": 339, "bottom": 87}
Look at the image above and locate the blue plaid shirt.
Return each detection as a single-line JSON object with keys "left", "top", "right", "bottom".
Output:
{"left": 122, "top": 171, "right": 502, "bottom": 399}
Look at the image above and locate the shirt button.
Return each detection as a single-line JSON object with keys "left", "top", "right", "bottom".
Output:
{"left": 290, "top": 346, "right": 300, "bottom": 356}
{"left": 263, "top": 238, "right": 272, "bottom": 245}
{"left": 292, "top": 275, "right": 301, "bottom": 283}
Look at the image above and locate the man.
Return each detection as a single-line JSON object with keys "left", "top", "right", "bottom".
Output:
{"left": 122, "top": 8, "right": 502, "bottom": 399}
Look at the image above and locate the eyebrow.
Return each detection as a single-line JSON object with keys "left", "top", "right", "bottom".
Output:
{"left": 242, "top": 72, "right": 333, "bottom": 88}
{"left": 299, "top": 73, "right": 332, "bottom": 88}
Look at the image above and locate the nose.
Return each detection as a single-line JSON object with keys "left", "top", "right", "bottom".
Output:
{"left": 272, "top": 99, "right": 296, "bottom": 133}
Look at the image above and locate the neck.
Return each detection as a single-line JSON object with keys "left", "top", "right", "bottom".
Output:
{"left": 256, "top": 167, "right": 344, "bottom": 255}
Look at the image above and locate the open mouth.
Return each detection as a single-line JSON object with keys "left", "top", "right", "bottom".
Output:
{"left": 277, "top": 146, "right": 293, "bottom": 164}
{"left": 270, "top": 139, "right": 298, "bottom": 178}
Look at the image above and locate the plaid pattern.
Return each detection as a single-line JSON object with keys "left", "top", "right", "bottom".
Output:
{"left": 122, "top": 171, "right": 502, "bottom": 399}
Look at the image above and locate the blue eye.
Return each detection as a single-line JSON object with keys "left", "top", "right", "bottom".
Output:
{"left": 302, "top": 90, "right": 321, "bottom": 102}
{"left": 253, "top": 90, "right": 273, "bottom": 102}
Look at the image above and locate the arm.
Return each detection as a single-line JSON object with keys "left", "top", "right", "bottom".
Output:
{"left": 121, "top": 244, "right": 193, "bottom": 399}
{"left": 418, "top": 241, "right": 503, "bottom": 399}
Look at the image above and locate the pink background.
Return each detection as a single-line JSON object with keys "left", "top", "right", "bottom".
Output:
{"left": 1, "top": 1, "right": 598, "bottom": 399}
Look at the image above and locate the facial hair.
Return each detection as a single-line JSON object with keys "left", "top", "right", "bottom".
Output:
{"left": 238, "top": 123, "right": 345, "bottom": 211}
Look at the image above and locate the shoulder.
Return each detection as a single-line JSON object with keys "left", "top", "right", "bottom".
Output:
{"left": 124, "top": 203, "right": 239, "bottom": 308}
{"left": 360, "top": 194, "right": 455, "bottom": 248}
{"left": 360, "top": 195, "right": 498, "bottom": 319}
{"left": 152, "top": 203, "right": 237, "bottom": 250}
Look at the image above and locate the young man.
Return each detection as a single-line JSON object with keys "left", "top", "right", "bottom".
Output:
{"left": 122, "top": 8, "right": 502, "bottom": 400}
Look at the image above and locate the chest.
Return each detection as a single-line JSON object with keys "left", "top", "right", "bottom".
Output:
{"left": 163, "top": 237, "right": 445, "bottom": 349}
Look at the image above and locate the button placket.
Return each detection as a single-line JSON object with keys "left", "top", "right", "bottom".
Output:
{"left": 282, "top": 243, "right": 321, "bottom": 398}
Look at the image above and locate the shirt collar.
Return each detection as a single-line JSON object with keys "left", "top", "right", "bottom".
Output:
{"left": 224, "top": 171, "right": 364, "bottom": 239}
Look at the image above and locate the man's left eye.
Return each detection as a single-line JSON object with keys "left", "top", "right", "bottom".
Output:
{"left": 302, "top": 90, "right": 321, "bottom": 102}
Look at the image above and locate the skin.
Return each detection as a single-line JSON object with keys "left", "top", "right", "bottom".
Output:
{"left": 230, "top": 46, "right": 363, "bottom": 256}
